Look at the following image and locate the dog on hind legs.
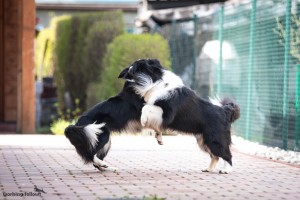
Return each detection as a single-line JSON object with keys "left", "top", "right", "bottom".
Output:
{"left": 64, "top": 65, "right": 164, "bottom": 171}
{"left": 118, "top": 58, "right": 240, "bottom": 174}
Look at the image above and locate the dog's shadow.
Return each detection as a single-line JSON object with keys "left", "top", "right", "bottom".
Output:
{"left": 68, "top": 167, "right": 119, "bottom": 176}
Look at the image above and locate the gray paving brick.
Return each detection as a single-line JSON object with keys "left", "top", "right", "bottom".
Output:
{"left": 0, "top": 135, "right": 300, "bottom": 200}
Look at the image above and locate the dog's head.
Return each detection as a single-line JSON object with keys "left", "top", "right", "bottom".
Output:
{"left": 118, "top": 59, "right": 164, "bottom": 85}
{"left": 118, "top": 59, "right": 165, "bottom": 96}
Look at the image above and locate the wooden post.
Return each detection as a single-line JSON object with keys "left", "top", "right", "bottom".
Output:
{"left": 18, "top": 0, "right": 35, "bottom": 133}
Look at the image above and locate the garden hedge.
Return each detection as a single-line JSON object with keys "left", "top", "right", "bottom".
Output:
{"left": 35, "top": 15, "right": 65, "bottom": 80}
{"left": 54, "top": 11, "right": 124, "bottom": 112}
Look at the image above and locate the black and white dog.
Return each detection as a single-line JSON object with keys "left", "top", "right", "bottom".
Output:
{"left": 119, "top": 59, "right": 240, "bottom": 174}
{"left": 65, "top": 62, "right": 164, "bottom": 170}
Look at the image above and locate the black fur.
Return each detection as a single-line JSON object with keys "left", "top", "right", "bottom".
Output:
{"left": 154, "top": 88, "right": 238, "bottom": 165}
{"left": 119, "top": 59, "right": 163, "bottom": 85}
{"left": 65, "top": 125, "right": 111, "bottom": 163}
{"left": 119, "top": 59, "right": 240, "bottom": 169}
{"left": 64, "top": 81, "right": 145, "bottom": 164}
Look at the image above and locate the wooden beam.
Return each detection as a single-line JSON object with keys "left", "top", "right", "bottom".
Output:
{"left": 4, "top": 0, "right": 18, "bottom": 122}
{"left": 0, "top": 0, "right": 4, "bottom": 121}
{"left": 18, "top": 0, "right": 35, "bottom": 133}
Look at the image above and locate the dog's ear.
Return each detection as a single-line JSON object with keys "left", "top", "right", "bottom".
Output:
{"left": 145, "top": 59, "right": 163, "bottom": 78}
{"left": 144, "top": 59, "right": 162, "bottom": 75}
{"left": 147, "top": 59, "right": 163, "bottom": 69}
{"left": 118, "top": 67, "right": 129, "bottom": 79}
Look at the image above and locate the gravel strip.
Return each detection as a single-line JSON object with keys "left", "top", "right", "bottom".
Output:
{"left": 232, "top": 136, "right": 300, "bottom": 166}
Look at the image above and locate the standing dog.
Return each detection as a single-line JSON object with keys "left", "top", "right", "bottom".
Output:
{"left": 119, "top": 59, "right": 240, "bottom": 174}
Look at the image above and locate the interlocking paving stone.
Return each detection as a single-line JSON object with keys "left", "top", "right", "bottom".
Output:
{"left": 0, "top": 134, "right": 300, "bottom": 200}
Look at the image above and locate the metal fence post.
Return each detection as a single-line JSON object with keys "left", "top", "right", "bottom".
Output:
{"left": 171, "top": 19, "right": 177, "bottom": 72}
{"left": 295, "top": 64, "right": 300, "bottom": 151}
{"left": 192, "top": 15, "right": 198, "bottom": 89}
{"left": 245, "top": 0, "right": 256, "bottom": 140}
{"left": 282, "top": 0, "right": 292, "bottom": 150}
{"left": 217, "top": 5, "right": 224, "bottom": 95}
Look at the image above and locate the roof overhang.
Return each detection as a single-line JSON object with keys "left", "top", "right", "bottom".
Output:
{"left": 147, "top": 0, "right": 227, "bottom": 10}
{"left": 36, "top": 3, "right": 138, "bottom": 12}
{"left": 136, "top": 0, "right": 228, "bottom": 28}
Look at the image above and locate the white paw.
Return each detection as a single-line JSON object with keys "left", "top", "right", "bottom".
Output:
{"left": 140, "top": 105, "right": 163, "bottom": 130}
{"left": 219, "top": 167, "right": 232, "bottom": 174}
{"left": 201, "top": 168, "right": 213, "bottom": 173}
{"left": 219, "top": 170, "right": 230, "bottom": 174}
{"left": 93, "top": 160, "right": 109, "bottom": 168}
{"left": 94, "top": 165, "right": 118, "bottom": 172}
{"left": 219, "top": 161, "right": 233, "bottom": 174}
{"left": 105, "top": 166, "right": 118, "bottom": 172}
{"left": 93, "top": 155, "right": 109, "bottom": 168}
{"left": 155, "top": 132, "right": 163, "bottom": 145}
{"left": 141, "top": 111, "right": 149, "bottom": 127}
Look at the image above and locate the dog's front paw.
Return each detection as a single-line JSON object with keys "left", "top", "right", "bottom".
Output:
{"left": 141, "top": 112, "right": 149, "bottom": 127}
{"left": 141, "top": 105, "right": 163, "bottom": 130}
{"left": 141, "top": 105, "right": 152, "bottom": 127}
{"left": 155, "top": 132, "right": 163, "bottom": 145}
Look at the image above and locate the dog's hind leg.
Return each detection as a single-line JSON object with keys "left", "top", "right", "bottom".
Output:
{"left": 93, "top": 155, "right": 109, "bottom": 168}
{"left": 196, "top": 135, "right": 219, "bottom": 172}
{"left": 219, "top": 146, "right": 233, "bottom": 174}
{"left": 219, "top": 159, "right": 232, "bottom": 174}
{"left": 93, "top": 154, "right": 118, "bottom": 172}
{"left": 92, "top": 131, "right": 118, "bottom": 172}
{"left": 93, "top": 155, "right": 118, "bottom": 172}
{"left": 201, "top": 155, "right": 219, "bottom": 172}
{"left": 207, "top": 142, "right": 233, "bottom": 174}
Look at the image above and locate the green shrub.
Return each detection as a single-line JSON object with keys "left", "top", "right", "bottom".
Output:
{"left": 91, "top": 33, "right": 171, "bottom": 102}
{"left": 50, "top": 98, "right": 81, "bottom": 135}
{"left": 35, "top": 15, "right": 70, "bottom": 81}
{"left": 35, "top": 28, "right": 55, "bottom": 79}
{"left": 35, "top": 15, "right": 66, "bottom": 80}
{"left": 86, "top": 81, "right": 103, "bottom": 108}
{"left": 54, "top": 11, "right": 124, "bottom": 113}
{"left": 274, "top": 15, "right": 300, "bottom": 62}
{"left": 50, "top": 119, "right": 72, "bottom": 135}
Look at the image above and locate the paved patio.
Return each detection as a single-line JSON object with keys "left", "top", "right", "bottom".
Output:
{"left": 0, "top": 134, "right": 300, "bottom": 200}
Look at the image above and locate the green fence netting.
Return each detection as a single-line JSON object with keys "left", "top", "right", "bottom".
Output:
{"left": 156, "top": 0, "right": 300, "bottom": 151}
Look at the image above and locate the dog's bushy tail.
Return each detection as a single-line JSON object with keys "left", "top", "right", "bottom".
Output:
{"left": 210, "top": 96, "right": 240, "bottom": 123}
{"left": 220, "top": 97, "right": 240, "bottom": 123}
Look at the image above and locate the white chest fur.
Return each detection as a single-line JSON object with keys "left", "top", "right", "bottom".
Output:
{"left": 144, "top": 70, "right": 184, "bottom": 105}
